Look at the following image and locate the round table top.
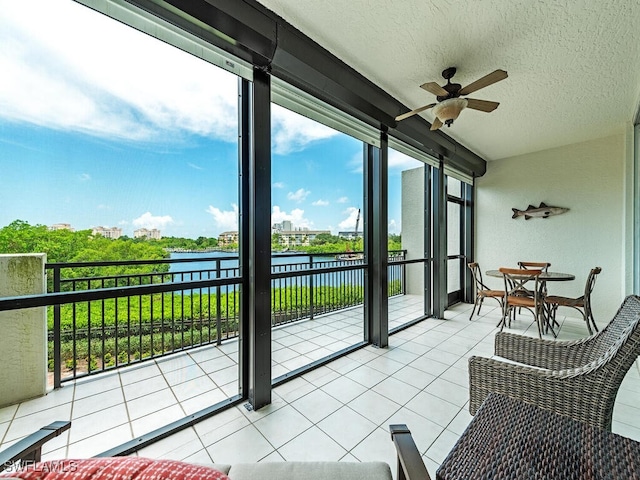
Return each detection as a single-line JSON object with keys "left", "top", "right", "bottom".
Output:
{"left": 486, "top": 270, "right": 575, "bottom": 281}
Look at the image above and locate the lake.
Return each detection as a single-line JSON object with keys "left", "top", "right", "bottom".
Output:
{"left": 168, "top": 251, "right": 364, "bottom": 287}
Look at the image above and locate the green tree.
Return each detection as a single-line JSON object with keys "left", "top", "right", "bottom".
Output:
{"left": 271, "top": 233, "right": 282, "bottom": 249}
{"left": 311, "top": 233, "right": 340, "bottom": 245}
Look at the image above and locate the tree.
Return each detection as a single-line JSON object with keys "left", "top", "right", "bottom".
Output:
{"left": 311, "top": 233, "right": 340, "bottom": 245}
{"left": 271, "top": 233, "right": 282, "bottom": 249}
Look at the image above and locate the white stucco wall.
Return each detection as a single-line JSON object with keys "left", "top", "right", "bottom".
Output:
{"left": 402, "top": 166, "right": 426, "bottom": 295}
{"left": 0, "top": 254, "right": 48, "bottom": 407}
{"left": 475, "top": 134, "right": 627, "bottom": 322}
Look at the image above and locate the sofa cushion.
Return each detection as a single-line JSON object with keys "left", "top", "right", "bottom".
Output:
{"left": 227, "top": 461, "right": 392, "bottom": 480}
{"left": 0, "top": 457, "right": 229, "bottom": 480}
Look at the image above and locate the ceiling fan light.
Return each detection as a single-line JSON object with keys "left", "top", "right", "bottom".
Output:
{"left": 432, "top": 98, "right": 468, "bottom": 123}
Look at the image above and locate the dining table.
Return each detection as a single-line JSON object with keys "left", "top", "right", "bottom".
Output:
{"left": 485, "top": 270, "right": 575, "bottom": 283}
{"left": 485, "top": 269, "right": 575, "bottom": 336}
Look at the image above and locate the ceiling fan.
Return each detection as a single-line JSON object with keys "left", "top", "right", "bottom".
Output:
{"left": 395, "top": 67, "right": 508, "bottom": 130}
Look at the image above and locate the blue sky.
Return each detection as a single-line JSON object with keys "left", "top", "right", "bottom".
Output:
{"left": 0, "top": 0, "right": 420, "bottom": 239}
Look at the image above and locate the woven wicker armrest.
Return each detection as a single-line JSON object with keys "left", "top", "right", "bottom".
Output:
{"left": 494, "top": 331, "right": 591, "bottom": 370}
{"left": 468, "top": 355, "right": 615, "bottom": 429}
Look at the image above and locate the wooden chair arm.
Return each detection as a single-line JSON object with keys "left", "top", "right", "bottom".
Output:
{"left": 389, "top": 424, "right": 431, "bottom": 480}
{"left": 0, "top": 421, "right": 71, "bottom": 472}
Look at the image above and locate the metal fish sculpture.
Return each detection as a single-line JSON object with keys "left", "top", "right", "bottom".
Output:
{"left": 512, "top": 202, "right": 569, "bottom": 220}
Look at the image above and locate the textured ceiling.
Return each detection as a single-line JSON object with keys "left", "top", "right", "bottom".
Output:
{"left": 256, "top": 0, "right": 640, "bottom": 160}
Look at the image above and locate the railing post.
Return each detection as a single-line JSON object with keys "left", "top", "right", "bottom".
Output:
{"left": 216, "top": 259, "right": 222, "bottom": 345}
{"left": 402, "top": 251, "right": 407, "bottom": 294}
{"left": 309, "top": 254, "right": 314, "bottom": 320}
{"left": 53, "top": 266, "right": 62, "bottom": 389}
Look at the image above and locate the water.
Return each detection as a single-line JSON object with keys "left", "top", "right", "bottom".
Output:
{"left": 168, "top": 251, "right": 364, "bottom": 288}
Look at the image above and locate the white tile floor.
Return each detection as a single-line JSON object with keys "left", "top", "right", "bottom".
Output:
{"left": 1, "top": 299, "right": 639, "bottom": 480}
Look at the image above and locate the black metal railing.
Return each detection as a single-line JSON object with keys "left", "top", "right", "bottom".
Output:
{"left": 47, "top": 256, "right": 241, "bottom": 385}
{"left": 27, "top": 250, "right": 406, "bottom": 385}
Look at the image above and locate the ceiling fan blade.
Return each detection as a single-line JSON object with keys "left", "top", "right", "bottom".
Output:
{"left": 430, "top": 117, "right": 443, "bottom": 131}
{"left": 459, "top": 69, "right": 508, "bottom": 96}
{"left": 420, "top": 82, "right": 449, "bottom": 97}
{"left": 395, "top": 103, "right": 436, "bottom": 122}
{"left": 466, "top": 98, "right": 500, "bottom": 112}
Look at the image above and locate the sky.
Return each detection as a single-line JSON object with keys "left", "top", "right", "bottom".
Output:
{"left": 0, "top": 0, "right": 423, "bottom": 239}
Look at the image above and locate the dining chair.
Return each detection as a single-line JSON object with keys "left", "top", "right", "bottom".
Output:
{"left": 467, "top": 262, "right": 504, "bottom": 320}
{"left": 544, "top": 267, "right": 602, "bottom": 335}
{"left": 499, "top": 267, "right": 544, "bottom": 337}
{"left": 515, "top": 262, "right": 551, "bottom": 294}
{"left": 517, "top": 261, "right": 551, "bottom": 272}
{"left": 516, "top": 262, "right": 552, "bottom": 313}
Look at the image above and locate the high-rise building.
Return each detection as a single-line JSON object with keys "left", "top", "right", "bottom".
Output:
{"left": 134, "top": 228, "right": 161, "bottom": 240}
{"left": 92, "top": 226, "right": 122, "bottom": 239}
{"left": 48, "top": 223, "right": 74, "bottom": 232}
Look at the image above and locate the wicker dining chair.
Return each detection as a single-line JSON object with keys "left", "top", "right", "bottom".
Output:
{"left": 468, "top": 294, "right": 640, "bottom": 431}
{"left": 499, "top": 267, "right": 544, "bottom": 337}
{"left": 467, "top": 262, "right": 505, "bottom": 320}
{"left": 544, "top": 267, "right": 602, "bottom": 335}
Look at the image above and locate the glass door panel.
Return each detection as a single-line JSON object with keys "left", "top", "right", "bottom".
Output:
{"left": 270, "top": 103, "right": 365, "bottom": 379}
{"left": 387, "top": 149, "right": 429, "bottom": 330}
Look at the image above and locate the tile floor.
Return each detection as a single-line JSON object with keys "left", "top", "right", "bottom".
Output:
{"left": 1, "top": 299, "right": 639, "bottom": 480}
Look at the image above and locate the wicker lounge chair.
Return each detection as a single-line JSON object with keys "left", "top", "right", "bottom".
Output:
{"left": 468, "top": 294, "right": 640, "bottom": 430}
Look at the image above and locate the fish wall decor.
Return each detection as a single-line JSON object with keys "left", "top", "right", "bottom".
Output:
{"left": 512, "top": 202, "right": 569, "bottom": 220}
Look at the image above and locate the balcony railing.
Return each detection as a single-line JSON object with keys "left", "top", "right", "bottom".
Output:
{"left": 44, "top": 251, "right": 406, "bottom": 386}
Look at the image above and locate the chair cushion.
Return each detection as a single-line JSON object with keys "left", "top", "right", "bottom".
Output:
{"left": 227, "top": 461, "right": 392, "bottom": 480}
{"left": 545, "top": 295, "right": 584, "bottom": 308}
{"left": 0, "top": 457, "right": 230, "bottom": 480}
{"left": 506, "top": 296, "right": 536, "bottom": 307}
{"left": 480, "top": 289, "right": 504, "bottom": 297}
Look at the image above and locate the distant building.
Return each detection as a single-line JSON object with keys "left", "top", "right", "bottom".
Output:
{"left": 49, "top": 223, "right": 74, "bottom": 232}
{"left": 272, "top": 220, "right": 292, "bottom": 233}
{"left": 134, "top": 228, "right": 161, "bottom": 240}
{"left": 92, "top": 226, "right": 122, "bottom": 239}
{"left": 338, "top": 231, "right": 364, "bottom": 240}
{"left": 278, "top": 228, "right": 330, "bottom": 247}
{"left": 218, "top": 231, "right": 238, "bottom": 246}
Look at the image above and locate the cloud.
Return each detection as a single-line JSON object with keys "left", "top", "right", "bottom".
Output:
{"left": 206, "top": 203, "right": 238, "bottom": 232}
{"left": 0, "top": 0, "right": 237, "bottom": 143}
{"left": 0, "top": 1, "right": 352, "bottom": 157}
{"left": 272, "top": 182, "right": 285, "bottom": 189}
{"left": 271, "top": 206, "right": 313, "bottom": 229}
{"left": 272, "top": 104, "right": 338, "bottom": 154}
{"left": 287, "top": 188, "right": 310, "bottom": 203}
{"left": 337, "top": 196, "right": 349, "bottom": 204}
{"left": 348, "top": 152, "right": 363, "bottom": 173}
{"left": 312, "top": 199, "right": 329, "bottom": 206}
{"left": 388, "top": 218, "right": 400, "bottom": 235}
{"left": 188, "top": 162, "right": 204, "bottom": 170}
{"left": 388, "top": 149, "right": 424, "bottom": 170}
{"left": 132, "top": 212, "right": 174, "bottom": 230}
{"left": 338, "top": 207, "right": 361, "bottom": 230}
{"left": 78, "top": 173, "right": 91, "bottom": 182}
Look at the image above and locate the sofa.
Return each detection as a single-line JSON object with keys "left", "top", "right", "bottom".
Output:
{"left": 0, "top": 421, "right": 431, "bottom": 480}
